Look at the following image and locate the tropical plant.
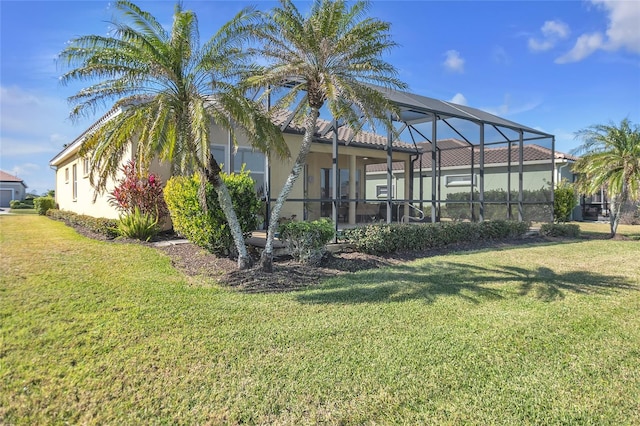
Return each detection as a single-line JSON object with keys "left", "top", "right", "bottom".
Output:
{"left": 117, "top": 207, "right": 159, "bottom": 241}
{"left": 247, "top": 0, "right": 406, "bottom": 271}
{"left": 58, "top": 0, "right": 287, "bottom": 269}
{"left": 109, "top": 160, "right": 168, "bottom": 222}
{"left": 572, "top": 118, "right": 640, "bottom": 236}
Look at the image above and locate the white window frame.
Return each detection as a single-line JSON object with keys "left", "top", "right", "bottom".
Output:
{"left": 445, "top": 174, "right": 477, "bottom": 187}
{"left": 65, "top": 168, "right": 69, "bottom": 184}
{"left": 72, "top": 164, "right": 78, "bottom": 201}
{"left": 82, "top": 158, "right": 90, "bottom": 177}
{"left": 376, "top": 184, "right": 394, "bottom": 198}
{"left": 211, "top": 144, "right": 266, "bottom": 192}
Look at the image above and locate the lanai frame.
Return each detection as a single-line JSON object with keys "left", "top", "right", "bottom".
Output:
{"left": 263, "top": 84, "right": 555, "bottom": 236}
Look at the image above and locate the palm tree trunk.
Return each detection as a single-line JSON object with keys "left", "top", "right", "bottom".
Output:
{"left": 260, "top": 108, "right": 320, "bottom": 272}
{"left": 206, "top": 155, "right": 253, "bottom": 270}
{"left": 609, "top": 187, "right": 629, "bottom": 238}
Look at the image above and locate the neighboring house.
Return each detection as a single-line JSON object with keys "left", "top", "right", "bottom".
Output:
{"left": 50, "top": 87, "right": 556, "bottom": 227}
{"left": 365, "top": 139, "right": 579, "bottom": 221}
{"left": 0, "top": 170, "right": 28, "bottom": 207}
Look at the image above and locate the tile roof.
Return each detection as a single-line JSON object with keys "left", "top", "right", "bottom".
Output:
{"left": 0, "top": 170, "right": 24, "bottom": 182}
{"left": 270, "top": 109, "right": 417, "bottom": 153}
{"left": 366, "top": 141, "right": 575, "bottom": 172}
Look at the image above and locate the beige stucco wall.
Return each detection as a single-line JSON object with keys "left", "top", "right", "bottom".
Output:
{"left": 53, "top": 142, "right": 171, "bottom": 220}
{"left": 53, "top": 120, "right": 413, "bottom": 225}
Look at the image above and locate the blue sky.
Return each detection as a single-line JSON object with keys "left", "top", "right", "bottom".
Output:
{"left": 1, "top": 0, "right": 639, "bottom": 194}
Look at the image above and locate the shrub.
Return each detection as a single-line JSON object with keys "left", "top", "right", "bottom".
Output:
{"left": 539, "top": 223, "right": 581, "bottom": 238}
{"left": 619, "top": 202, "right": 640, "bottom": 225}
{"left": 445, "top": 188, "right": 552, "bottom": 222}
{"left": 117, "top": 207, "right": 159, "bottom": 241}
{"left": 278, "top": 219, "right": 335, "bottom": 265}
{"left": 46, "top": 209, "right": 118, "bottom": 238}
{"left": 109, "top": 160, "right": 168, "bottom": 221}
{"left": 33, "top": 196, "right": 56, "bottom": 215}
{"left": 164, "top": 169, "right": 261, "bottom": 255}
{"left": 9, "top": 200, "right": 34, "bottom": 209}
{"left": 343, "top": 220, "right": 530, "bottom": 255}
{"left": 554, "top": 180, "right": 578, "bottom": 223}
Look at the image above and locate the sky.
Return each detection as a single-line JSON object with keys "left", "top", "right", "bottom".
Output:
{"left": 1, "top": 0, "right": 639, "bottom": 195}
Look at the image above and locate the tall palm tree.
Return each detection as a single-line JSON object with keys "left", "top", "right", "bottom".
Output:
{"left": 246, "top": 0, "right": 407, "bottom": 271}
{"left": 58, "top": 1, "right": 287, "bottom": 269}
{"left": 572, "top": 118, "right": 640, "bottom": 237}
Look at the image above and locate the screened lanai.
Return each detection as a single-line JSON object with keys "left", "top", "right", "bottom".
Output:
{"left": 262, "top": 84, "right": 556, "bottom": 232}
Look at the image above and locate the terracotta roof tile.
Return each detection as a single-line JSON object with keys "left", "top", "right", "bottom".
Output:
{"left": 366, "top": 141, "right": 574, "bottom": 172}
{"left": 270, "top": 109, "right": 417, "bottom": 152}
{"left": 0, "top": 170, "right": 24, "bottom": 182}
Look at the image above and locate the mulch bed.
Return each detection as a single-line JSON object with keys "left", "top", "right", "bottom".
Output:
{"left": 66, "top": 221, "right": 615, "bottom": 293}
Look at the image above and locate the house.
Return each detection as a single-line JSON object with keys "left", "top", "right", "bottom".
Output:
{"left": 49, "top": 105, "right": 418, "bottom": 223}
{"left": 50, "top": 86, "right": 557, "bottom": 228}
{"left": 0, "top": 170, "right": 28, "bottom": 207}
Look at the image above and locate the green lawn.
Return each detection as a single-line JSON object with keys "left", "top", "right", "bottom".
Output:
{"left": 575, "top": 221, "right": 640, "bottom": 240}
{"left": 2, "top": 216, "right": 639, "bottom": 424}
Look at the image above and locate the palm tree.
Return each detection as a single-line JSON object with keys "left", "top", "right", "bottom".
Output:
{"left": 58, "top": 1, "right": 287, "bottom": 269}
{"left": 572, "top": 118, "right": 640, "bottom": 237}
{"left": 246, "top": 0, "right": 407, "bottom": 271}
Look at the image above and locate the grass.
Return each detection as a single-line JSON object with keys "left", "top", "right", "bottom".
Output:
{"left": 1, "top": 216, "right": 639, "bottom": 424}
{"left": 576, "top": 221, "right": 640, "bottom": 240}
{"left": 4, "top": 208, "right": 37, "bottom": 215}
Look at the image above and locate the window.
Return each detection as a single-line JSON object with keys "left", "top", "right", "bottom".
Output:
{"left": 320, "top": 168, "right": 361, "bottom": 200}
{"left": 72, "top": 164, "right": 78, "bottom": 201}
{"left": 211, "top": 144, "right": 266, "bottom": 193}
{"left": 445, "top": 174, "right": 476, "bottom": 187}
{"left": 376, "top": 184, "right": 393, "bottom": 198}
{"left": 82, "top": 158, "right": 90, "bottom": 177}
{"left": 235, "top": 149, "right": 266, "bottom": 192}
{"left": 65, "top": 168, "right": 69, "bottom": 184}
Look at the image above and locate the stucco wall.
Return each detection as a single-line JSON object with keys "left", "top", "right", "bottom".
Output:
{"left": 53, "top": 121, "right": 413, "bottom": 225}
{"left": 53, "top": 143, "right": 171, "bottom": 220}
{"left": 366, "top": 161, "right": 557, "bottom": 203}
{"left": 0, "top": 182, "right": 27, "bottom": 207}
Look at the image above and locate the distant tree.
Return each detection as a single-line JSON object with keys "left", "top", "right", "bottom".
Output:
{"left": 247, "top": 0, "right": 406, "bottom": 271}
{"left": 58, "top": 1, "right": 287, "bottom": 269}
{"left": 572, "top": 118, "right": 640, "bottom": 236}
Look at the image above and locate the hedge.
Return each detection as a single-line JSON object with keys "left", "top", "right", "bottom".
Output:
{"left": 46, "top": 209, "right": 118, "bottom": 238}
{"left": 445, "top": 188, "right": 552, "bottom": 222}
{"left": 342, "top": 220, "right": 530, "bottom": 255}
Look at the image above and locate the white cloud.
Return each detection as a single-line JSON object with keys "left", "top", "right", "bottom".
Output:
{"left": 443, "top": 50, "right": 464, "bottom": 73}
{"left": 482, "top": 93, "right": 542, "bottom": 117}
{"left": 0, "top": 137, "right": 60, "bottom": 156}
{"left": 595, "top": 0, "right": 640, "bottom": 54}
{"left": 0, "top": 85, "right": 73, "bottom": 152}
{"left": 556, "top": 0, "right": 640, "bottom": 63}
{"left": 541, "top": 20, "right": 570, "bottom": 39}
{"left": 556, "top": 33, "right": 605, "bottom": 64}
{"left": 492, "top": 46, "right": 511, "bottom": 65}
{"left": 449, "top": 93, "right": 468, "bottom": 106}
{"left": 9, "top": 163, "right": 40, "bottom": 177}
{"left": 528, "top": 20, "right": 570, "bottom": 52}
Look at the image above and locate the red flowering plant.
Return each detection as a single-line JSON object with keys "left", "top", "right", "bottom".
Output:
{"left": 109, "top": 160, "right": 168, "bottom": 222}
